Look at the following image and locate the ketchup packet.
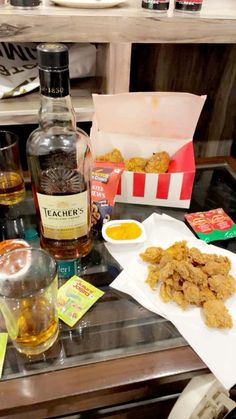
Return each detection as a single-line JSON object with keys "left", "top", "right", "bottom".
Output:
{"left": 91, "top": 162, "right": 124, "bottom": 231}
{"left": 185, "top": 208, "right": 236, "bottom": 243}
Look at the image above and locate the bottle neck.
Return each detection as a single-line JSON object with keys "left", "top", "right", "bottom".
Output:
{"left": 38, "top": 67, "right": 76, "bottom": 131}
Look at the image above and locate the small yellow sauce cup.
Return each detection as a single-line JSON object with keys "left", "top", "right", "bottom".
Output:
{"left": 102, "top": 219, "right": 146, "bottom": 244}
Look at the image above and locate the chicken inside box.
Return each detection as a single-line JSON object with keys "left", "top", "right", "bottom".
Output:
{"left": 91, "top": 92, "right": 206, "bottom": 208}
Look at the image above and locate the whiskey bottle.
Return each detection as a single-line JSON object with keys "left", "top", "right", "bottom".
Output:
{"left": 27, "top": 44, "right": 92, "bottom": 260}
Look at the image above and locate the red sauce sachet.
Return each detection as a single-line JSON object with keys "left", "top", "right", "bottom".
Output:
{"left": 185, "top": 208, "right": 236, "bottom": 243}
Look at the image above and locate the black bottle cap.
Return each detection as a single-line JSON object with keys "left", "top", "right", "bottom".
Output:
{"left": 37, "top": 44, "right": 69, "bottom": 69}
{"left": 10, "top": 0, "right": 40, "bottom": 6}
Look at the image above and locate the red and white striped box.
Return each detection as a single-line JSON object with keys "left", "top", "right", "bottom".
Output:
{"left": 116, "top": 142, "right": 195, "bottom": 208}
{"left": 91, "top": 92, "right": 206, "bottom": 208}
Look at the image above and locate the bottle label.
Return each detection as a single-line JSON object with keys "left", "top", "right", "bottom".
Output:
{"left": 36, "top": 191, "right": 88, "bottom": 240}
{"left": 57, "top": 259, "right": 82, "bottom": 280}
{"left": 142, "top": 0, "right": 169, "bottom": 9}
{"left": 176, "top": 1, "right": 202, "bottom": 3}
{"left": 39, "top": 68, "right": 69, "bottom": 98}
{"left": 175, "top": 0, "right": 203, "bottom": 7}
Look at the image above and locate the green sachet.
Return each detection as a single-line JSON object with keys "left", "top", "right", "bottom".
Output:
{"left": 57, "top": 276, "right": 104, "bottom": 327}
{"left": 0, "top": 333, "right": 8, "bottom": 378}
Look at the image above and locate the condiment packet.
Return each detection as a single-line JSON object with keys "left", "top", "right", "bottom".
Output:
{"left": 185, "top": 208, "right": 236, "bottom": 243}
{"left": 0, "top": 333, "right": 8, "bottom": 378}
{"left": 91, "top": 162, "right": 123, "bottom": 232}
{"left": 57, "top": 276, "right": 104, "bottom": 327}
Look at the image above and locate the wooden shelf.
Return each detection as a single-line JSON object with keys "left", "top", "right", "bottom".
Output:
{"left": 0, "top": 77, "right": 103, "bottom": 125}
{"left": 0, "top": 91, "right": 94, "bottom": 125}
{"left": 0, "top": 0, "right": 235, "bottom": 43}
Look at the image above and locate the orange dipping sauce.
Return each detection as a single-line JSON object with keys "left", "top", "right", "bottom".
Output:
{"left": 105, "top": 222, "right": 142, "bottom": 241}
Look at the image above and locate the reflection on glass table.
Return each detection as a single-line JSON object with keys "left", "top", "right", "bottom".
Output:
{"left": 0, "top": 163, "right": 235, "bottom": 381}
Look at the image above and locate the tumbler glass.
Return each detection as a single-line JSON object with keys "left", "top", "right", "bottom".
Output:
{"left": 0, "top": 247, "right": 58, "bottom": 355}
{"left": 0, "top": 131, "right": 25, "bottom": 206}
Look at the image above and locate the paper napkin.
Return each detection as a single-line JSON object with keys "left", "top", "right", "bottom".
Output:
{"left": 109, "top": 214, "right": 236, "bottom": 390}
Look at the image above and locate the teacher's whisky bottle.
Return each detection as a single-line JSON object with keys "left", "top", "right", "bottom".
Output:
{"left": 27, "top": 44, "right": 92, "bottom": 260}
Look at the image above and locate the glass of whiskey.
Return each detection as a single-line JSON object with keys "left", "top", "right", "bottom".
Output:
{"left": 0, "top": 247, "right": 59, "bottom": 355}
{"left": 0, "top": 131, "right": 25, "bottom": 206}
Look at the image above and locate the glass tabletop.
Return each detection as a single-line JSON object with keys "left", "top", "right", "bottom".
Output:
{"left": 0, "top": 163, "right": 235, "bottom": 381}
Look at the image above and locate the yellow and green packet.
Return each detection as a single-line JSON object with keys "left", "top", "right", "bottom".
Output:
{"left": 0, "top": 333, "right": 8, "bottom": 378}
{"left": 57, "top": 276, "right": 104, "bottom": 327}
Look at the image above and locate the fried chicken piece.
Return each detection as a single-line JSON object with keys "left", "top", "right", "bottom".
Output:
{"left": 159, "top": 253, "right": 173, "bottom": 268}
{"left": 187, "top": 247, "right": 207, "bottom": 265}
{"left": 162, "top": 270, "right": 182, "bottom": 290}
{"left": 208, "top": 274, "right": 236, "bottom": 300}
{"left": 146, "top": 265, "right": 160, "bottom": 290}
{"left": 202, "top": 259, "right": 231, "bottom": 277}
{"left": 183, "top": 282, "right": 201, "bottom": 306}
{"left": 145, "top": 151, "right": 170, "bottom": 173}
{"left": 199, "top": 287, "right": 216, "bottom": 303}
{"left": 213, "top": 254, "right": 231, "bottom": 267}
{"left": 203, "top": 300, "right": 233, "bottom": 329}
{"left": 173, "top": 260, "right": 208, "bottom": 287}
{"left": 165, "top": 277, "right": 175, "bottom": 287}
{"left": 188, "top": 249, "right": 231, "bottom": 273}
{"left": 166, "top": 241, "right": 188, "bottom": 261}
{"left": 158, "top": 262, "right": 174, "bottom": 282}
{"left": 125, "top": 157, "right": 147, "bottom": 172}
{"left": 172, "top": 271, "right": 183, "bottom": 291}
{"left": 173, "top": 291, "right": 189, "bottom": 310}
{"left": 160, "top": 283, "right": 172, "bottom": 303}
{"left": 96, "top": 148, "right": 124, "bottom": 163}
{"left": 173, "top": 260, "right": 190, "bottom": 281}
{"left": 185, "top": 263, "right": 208, "bottom": 287}
{"left": 140, "top": 247, "right": 163, "bottom": 264}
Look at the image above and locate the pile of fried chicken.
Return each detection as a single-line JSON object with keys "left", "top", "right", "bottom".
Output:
{"left": 96, "top": 148, "right": 170, "bottom": 174}
{"left": 140, "top": 241, "right": 236, "bottom": 329}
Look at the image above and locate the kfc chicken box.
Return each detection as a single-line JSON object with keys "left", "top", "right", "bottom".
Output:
{"left": 91, "top": 92, "right": 206, "bottom": 208}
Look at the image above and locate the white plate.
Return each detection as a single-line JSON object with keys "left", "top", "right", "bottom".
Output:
{"left": 102, "top": 219, "right": 146, "bottom": 245}
{"left": 51, "top": 0, "right": 124, "bottom": 8}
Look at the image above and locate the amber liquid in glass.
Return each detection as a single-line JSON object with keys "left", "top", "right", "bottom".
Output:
{"left": 0, "top": 172, "right": 25, "bottom": 205}
{"left": 14, "top": 295, "right": 58, "bottom": 355}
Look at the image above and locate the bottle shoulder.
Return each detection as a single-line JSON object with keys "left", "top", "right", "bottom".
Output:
{"left": 27, "top": 126, "right": 91, "bottom": 156}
